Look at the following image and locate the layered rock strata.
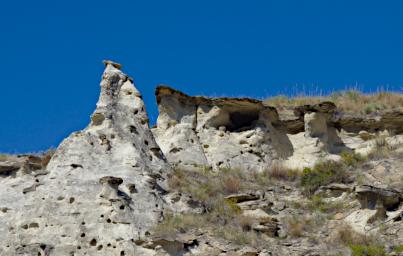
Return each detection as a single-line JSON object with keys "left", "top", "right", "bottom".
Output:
{"left": 153, "top": 86, "right": 403, "bottom": 171}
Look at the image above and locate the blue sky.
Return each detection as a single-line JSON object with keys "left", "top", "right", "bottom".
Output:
{"left": 1, "top": 1, "right": 402, "bottom": 153}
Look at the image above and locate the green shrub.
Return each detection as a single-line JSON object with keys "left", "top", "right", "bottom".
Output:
{"left": 346, "top": 90, "right": 361, "bottom": 102}
{"left": 363, "top": 103, "right": 385, "bottom": 114}
{"left": 393, "top": 245, "right": 403, "bottom": 253}
{"left": 340, "top": 151, "right": 366, "bottom": 167}
{"left": 300, "top": 161, "right": 348, "bottom": 196}
{"left": 306, "top": 195, "right": 344, "bottom": 214}
{"left": 349, "top": 245, "right": 386, "bottom": 256}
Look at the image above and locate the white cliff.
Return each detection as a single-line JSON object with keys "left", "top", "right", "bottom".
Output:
{"left": 0, "top": 61, "right": 171, "bottom": 256}
{"left": 152, "top": 86, "right": 356, "bottom": 171}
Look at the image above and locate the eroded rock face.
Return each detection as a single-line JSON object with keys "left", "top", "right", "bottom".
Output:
{"left": 153, "top": 86, "right": 293, "bottom": 172}
{"left": 153, "top": 87, "right": 354, "bottom": 171}
{"left": 153, "top": 86, "right": 403, "bottom": 171}
{"left": 0, "top": 61, "right": 171, "bottom": 256}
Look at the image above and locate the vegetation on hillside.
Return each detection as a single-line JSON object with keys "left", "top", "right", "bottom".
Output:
{"left": 264, "top": 90, "right": 403, "bottom": 114}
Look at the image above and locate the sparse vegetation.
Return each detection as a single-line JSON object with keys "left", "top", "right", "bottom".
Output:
{"left": 363, "top": 103, "right": 386, "bottom": 114}
{"left": 284, "top": 213, "right": 325, "bottom": 238}
{"left": 284, "top": 215, "right": 306, "bottom": 237}
{"left": 340, "top": 151, "right": 366, "bottom": 168}
{"left": 41, "top": 147, "right": 56, "bottom": 168}
{"left": 299, "top": 151, "right": 369, "bottom": 196}
{"left": 392, "top": 245, "right": 403, "bottom": 253}
{"left": 367, "top": 135, "right": 393, "bottom": 160}
{"left": 167, "top": 167, "right": 244, "bottom": 203}
{"left": 305, "top": 195, "right": 344, "bottom": 214}
{"left": 300, "top": 161, "right": 350, "bottom": 196}
{"left": 335, "top": 224, "right": 386, "bottom": 256}
{"left": 156, "top": 139, "right": 399, "bottom": 251}
{"left": 265, "top": 162, "right": 299, "bottom": 182}
{"left": 349, "top": 245, "right": 386, "bottom": 256}
{"left": 264, "top": 90, "right": 403, "bottom": 115}
{"left": 0, "top": 153, "right": 10, "bottom": 161}
{"left": 153, "top": 195, "right": 260, "bottom": 245}
{"left": 156, "top": 167, "right": 271, "bottom": 245}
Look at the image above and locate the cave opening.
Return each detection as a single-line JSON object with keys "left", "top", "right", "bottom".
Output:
{"left": 227, "top": 110, "right": 259, "bottom": 132}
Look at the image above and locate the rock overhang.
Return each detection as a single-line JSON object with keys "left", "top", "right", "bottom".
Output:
{"left": 153, "top": 84, "right": 403, "bottom": 171}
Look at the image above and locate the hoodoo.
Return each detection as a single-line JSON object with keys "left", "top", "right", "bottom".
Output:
{"left": 0, "top": 61, "right": 171, "bottom": 255}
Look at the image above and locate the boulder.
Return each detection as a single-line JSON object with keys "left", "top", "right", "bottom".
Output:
{"left": 355, "top": 185, "right": 402, "bottom": 211}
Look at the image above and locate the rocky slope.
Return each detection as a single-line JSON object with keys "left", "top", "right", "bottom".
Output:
{"left": 0, "top": 61, "right": 402, "bottom": 256}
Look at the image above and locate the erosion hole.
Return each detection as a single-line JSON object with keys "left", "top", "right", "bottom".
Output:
{"left": 129, "top": 126, "right": 138, "bottom": 134}
{"left": 90, "top": 239, "right": 97, "bottom": 246}
{"left": 70, "top": 164, "right": 83, "bottom": 169}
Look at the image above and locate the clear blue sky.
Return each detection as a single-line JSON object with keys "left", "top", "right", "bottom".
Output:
{"left": 1, "top": 1, "right": 402, "bottom": 153}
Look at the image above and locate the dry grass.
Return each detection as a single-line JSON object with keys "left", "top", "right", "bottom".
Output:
{"left": 236, "top": 215, "right": 255, "bottom": 232}
{"left": 284, "top": 213, "right": 325, "bottom": 238}
{"left": 264, "top": 90, "right": 403, "bottom": 115}
{"left": 168, "top": 165, "right": 295, "bottom": 205}
{"left": 153, "top": 196, "right": 260, "bottom": 246}
{"left": 265, "top": 162, "right": 300, "bottom": 181}
{"left": 156, "top": 166, "right": 290, "bottom": 245}
{"left": 335, "top": 224, "right": 386, "bottom": 256}
{"left": 0, "top": 154, "right": 10, "bottom": 161}
{"left": 222, "top": 175, "right": 241, "bottom": 194}
{"left": 367, "top": 136, "right": 394, "bottom": 160}
{"left": 284, "top": 215, "right": 305, "bottom": 237}
{"left": 336, "top": 224, "right": 375, "bottom": 245}
{"left": 305, "top": 195, "right": 345, "bottom": 214}
{"left": 40, "top": 148, "right": 56, "bottom": 168}
{"left": 167, "top": 167, "right": 244, "bottom": 204}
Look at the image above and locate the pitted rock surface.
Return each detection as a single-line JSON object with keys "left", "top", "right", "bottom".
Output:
{"left": 0, "top": 61, "right": 171, "bottom": 256}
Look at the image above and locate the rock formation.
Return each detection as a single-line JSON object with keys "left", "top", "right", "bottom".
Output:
{"left": 152, "top": 86, "right": 403, "bottom": 171}
{"left": 153, "top": 86, "right": 401, "bottom": 171}
{"left": 1, "top": 61, "right": 402, "bottom": 255}
{"left": 0, "top": 61, "right": 171, "bottom": 255}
